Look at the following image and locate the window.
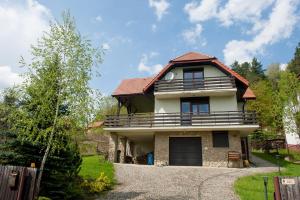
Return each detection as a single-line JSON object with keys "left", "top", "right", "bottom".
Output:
{"left": 212, "top": 131, "right": 229, "bottom": 147}
{"left": 183, "top": 69, "right": 204, "bottom": 90}
{"left": 180, "top": 97, "right": 209, "bottom": 125}
{"left": 183, "top": 69, "right": 204, "bottom": 80}
{"left": 181, "top": 97, "right": 209, "bottom": 114}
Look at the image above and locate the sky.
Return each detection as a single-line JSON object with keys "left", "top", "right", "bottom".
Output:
{"left": 0, "top": 0, "right": 300, "bottom": 95}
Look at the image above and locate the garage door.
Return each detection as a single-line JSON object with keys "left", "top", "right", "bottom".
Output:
{"left": 169, "top": 137, "right": 202, "bottom": 166}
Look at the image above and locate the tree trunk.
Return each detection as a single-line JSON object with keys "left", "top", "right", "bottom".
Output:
{"left": 33, "top": 98, "right": 60, "bottom": 199}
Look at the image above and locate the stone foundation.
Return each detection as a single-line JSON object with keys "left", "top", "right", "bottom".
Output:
{"left": 154, "top": 131, "right": 242, "bottom": 167}
{"left": 108, "top": 131, "right": 243, "bottom": 168}
{"left": 108, "top": 133, "right": 118, "bottom": 162}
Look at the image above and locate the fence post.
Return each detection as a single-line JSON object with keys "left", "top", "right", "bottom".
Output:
{"left": 263, "top": 176, "right": 268, "bottom": 200}
{"left": 273, "top": 177, "right": 281, "bottom": 200}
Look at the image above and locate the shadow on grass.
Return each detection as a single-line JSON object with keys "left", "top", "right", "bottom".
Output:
{"left": 252, "top": 151, "right": 290, "bottom": 168}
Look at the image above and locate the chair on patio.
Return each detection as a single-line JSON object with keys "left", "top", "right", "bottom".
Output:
{"left": 227, "top": 151, "right": 241, "bottom": 167}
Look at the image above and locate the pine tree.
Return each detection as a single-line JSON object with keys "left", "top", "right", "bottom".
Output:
{"left": 287, "top": 42, "right": 300, "bottom": 75}
{"left": 0, "top": 88, "right": 83, "bottom": 199}
{"left": 251, "top": 57, "right": 265, "bottom": 78}
{"left": 230, "top": 58, "right": 265, "bottom": 83}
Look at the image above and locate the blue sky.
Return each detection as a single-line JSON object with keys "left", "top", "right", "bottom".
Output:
{"left": 0, "top": 0, "right": 300, "bottom": 95}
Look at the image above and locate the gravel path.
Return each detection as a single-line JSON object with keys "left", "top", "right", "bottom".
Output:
{"left": 98, "top": 156, "right": 277, "bottom": 200}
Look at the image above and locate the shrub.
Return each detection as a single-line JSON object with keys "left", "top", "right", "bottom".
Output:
{"left": 38, "top": 197, "right": 51, "bottom": 200}
{"left": 81, "top": 172, "right": 111, "bottom": 193}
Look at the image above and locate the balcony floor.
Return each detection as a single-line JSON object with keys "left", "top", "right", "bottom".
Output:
{"left": 104, "top": 124, "right": 259, "bottom": 135}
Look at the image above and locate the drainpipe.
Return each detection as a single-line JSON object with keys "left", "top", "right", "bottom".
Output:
{"left": 117, "top": 97, "right": 121, "bottom": 116}
{"left": 242, "top": 100, "right": 247, "bottom": 112}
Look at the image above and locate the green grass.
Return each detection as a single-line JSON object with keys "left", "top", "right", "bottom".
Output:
{"left": 234, "top": 151, "right": 300, "bottom": 200}
{"left": 79, "top": 155, "right": 115, "bottom": 182}
{"left": 278, "top": 149, "right": 300, "bottom": 161}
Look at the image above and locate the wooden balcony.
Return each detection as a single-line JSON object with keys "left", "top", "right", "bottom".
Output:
{"left": 104, "top": 111, "right": 257, "bottom": 129}
{"left": 154, "top": 76, "right": 236, "bottom": 92}
{"left": 154, "top": 77, "right": 236, "bottom": 99}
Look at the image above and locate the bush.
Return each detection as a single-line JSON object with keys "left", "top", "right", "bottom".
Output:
{"left": 38, "top": 197, "right": 51, "bottom": 200}
{"left": 81, "top": 172, "right": 111, "bottom": 193}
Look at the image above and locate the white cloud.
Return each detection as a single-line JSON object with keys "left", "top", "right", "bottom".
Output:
{"left": 102, "top": 43, "right": 110, "bottom": 50}
{"left": 151, "top": 24, "right": 157, "bottom": 32}
{"left": 95, "top": 15, "right": 102, "bottom": 22}
{"left": 149, "top": 51, "right": 159, "bottom": 58}
{"left": 223, "top": 0, "right": 299, "bottom": 64}
{"left": 280, "top": 63, "right": 287, "bottom": 71}
{"left": 218, "top": 0, "right": 274, "bottom": 26}
{"left": 184, "top": 0, "right": 219, "bottom": 23}
{"left": 125, "top": 20, "right": 136, "bottom": 27}
{"left": 184, "top": 0, "right": 274, "bottom": 26}
{"left": 182, "top": 24, "right": 203, "bottom": 44}
{"left": 0, "top": 66, "right": 24, "bottom": 89}
{"left": 184, "top": 0, "right": 299, "bottom": 64}
{"left": 138, "top": 54, "right": 163, "bottom": 75}
{"left": 0, "top": 0, "right": 52, "bottom": 74}
{"left": 149, "top": 0, "right": 170, "bottom": 21}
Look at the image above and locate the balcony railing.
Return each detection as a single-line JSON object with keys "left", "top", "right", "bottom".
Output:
{"left": 154, "top": 76, "right": 236, "bottom": 92}
{"left": 104, "top": 111, "right": 257, "bottom": 128}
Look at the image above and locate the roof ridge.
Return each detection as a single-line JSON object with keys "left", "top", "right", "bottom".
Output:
{"left": 170, "top": 52, "right": 194, "bottom": 61}
{"left": 170, "top": 51, "right": 215, "bottom": 62}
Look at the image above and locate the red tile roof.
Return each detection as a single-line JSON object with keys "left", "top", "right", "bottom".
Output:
{"left": 243, "top": 88, "right": 256, "bottom": 99}
{"left": 112, "top": 52, "right": 255, "bottom": 99}
{"left": 211, "top": 59, "right": 249, "bottom": 86}
{"left": 144, "top": 52, "right": 249, "bottom": 92}
{"left": 112, "top": 77, "right": 153, "bottom": 96}
{"left": 170, "top": 52, "right": 215, "bottom": 62}
{"left": 88, "top": 121, "right": 104, "bottom": 129}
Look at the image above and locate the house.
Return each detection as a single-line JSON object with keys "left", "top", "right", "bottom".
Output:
{"left": 104, "top": 52, "right": 259, "bottom": 167}
{"left": 283, "top": 97, "right": 300, "bottom": 152}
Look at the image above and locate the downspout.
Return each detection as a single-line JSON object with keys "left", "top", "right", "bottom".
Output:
{"left": 242, "top": 99, "right": 247, "bottom": 112}
{"left": 117, "top": 97, "right": 121, "bottom": 116}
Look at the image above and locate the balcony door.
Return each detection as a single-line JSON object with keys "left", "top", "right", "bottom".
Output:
{"left": 181, "top": 97, "right": 209, "bottom": 125}
{"left": 183, "top": 69, "right": 204, "bottom": 90}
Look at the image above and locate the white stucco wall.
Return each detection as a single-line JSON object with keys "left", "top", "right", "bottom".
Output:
{"left": 155, "top": 65, "right": 237, "bottom": 113}
{"left": 210, "top": 95, "right": 238, "bottom": 112}
{"left": 204, "top": 65, "right": 226, "bottom": 77}
{"left": 155, "top": 98, "right": 180, "bottom": 113}
{"left": 163, "top": 65, "right": 226, "bottom": 80}
{"left": 283, "top": 104, "right": 300, "bottom": 146}
{"left": 155, "top": 95, "right": 238, "bottom": 113}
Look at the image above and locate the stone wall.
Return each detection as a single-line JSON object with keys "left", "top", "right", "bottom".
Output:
{"left": 154, "top": 131, "right": 242, "bottom": 167}
{"left": 108, "top": 133, "right": 118, "bottom": 162}
{"left": 84, "top": 128, "right": 109, "bottom": 156}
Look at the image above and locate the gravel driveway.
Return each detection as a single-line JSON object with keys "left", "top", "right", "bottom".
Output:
{"left": 98, "top": 156, "right": 277, "bottom": 200}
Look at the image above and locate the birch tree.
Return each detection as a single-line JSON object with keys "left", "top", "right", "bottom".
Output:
{"left": 20, "top": 12, "right": 102, "bottom": 199}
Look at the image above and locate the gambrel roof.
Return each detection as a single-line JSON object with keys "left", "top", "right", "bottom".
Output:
{"left": 112, "top": 52, "right": 255, "bottom": 99}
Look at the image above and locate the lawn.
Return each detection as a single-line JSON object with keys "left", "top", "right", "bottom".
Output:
{"left": 79, "top": 155, "right": 115, "bottom": 183}
{"left": 234, "top": 150, "right": 300, "bottom": 200}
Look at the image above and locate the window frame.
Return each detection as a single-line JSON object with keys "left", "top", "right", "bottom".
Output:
{"left": 180, "top": 97, "right": 210, "bottom": 114}
{"left": 183, "top": 68, "right": 204, "bottom": 80}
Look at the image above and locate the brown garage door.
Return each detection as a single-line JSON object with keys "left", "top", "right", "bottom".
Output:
{"left": 169, "top": 137, "right": 202, "bottom": 166}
